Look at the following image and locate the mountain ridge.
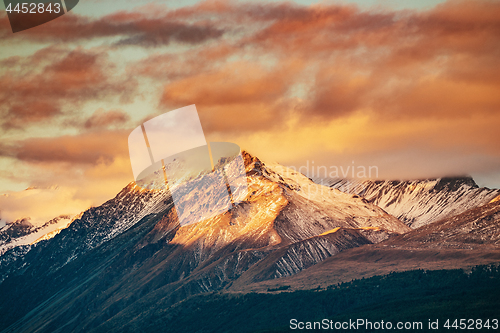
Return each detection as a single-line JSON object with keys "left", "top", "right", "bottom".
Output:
{"left": 325, "top": 176, "right": 500, "bottom": 228}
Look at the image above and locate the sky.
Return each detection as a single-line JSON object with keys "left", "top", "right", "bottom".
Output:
{"left": 0, "top": 0, "right": 499, "bottom": 225}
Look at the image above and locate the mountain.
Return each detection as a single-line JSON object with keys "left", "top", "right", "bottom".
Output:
{"left": 0, "top": 183, "right": 171, "bottom": 284}
{"left": 326, "top": 177, "right": 500, "bottom": 228}
{"left": 0, "top": 152, "right": 409, "bottom": 332}
{"left": 0, "top": 215, "right": 73, "bottom": 256}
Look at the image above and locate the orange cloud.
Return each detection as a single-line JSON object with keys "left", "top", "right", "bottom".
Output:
{"left": 0, "top": 47, "right": 136, "bottom": 130}
{"left": 84, "top": 109, "right": 130, "bottom": 129}
{"left": 161, "top": 61, "right": 297, "bottom": 106}
{"left": 123, "top": 0, "right": 497, "bottom": 129}
{"left": 0, "top": 9, "right": 225, "bottom": 46}
{"left": 0, "top": 130, "right": 130, "bottom": 165}
{"left": 159, "top": 60, "right": 304, "bottom": 133}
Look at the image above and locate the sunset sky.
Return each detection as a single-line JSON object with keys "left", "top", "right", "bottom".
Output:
{"left": 1, "top": 0, "right": 499, "bottom": 225}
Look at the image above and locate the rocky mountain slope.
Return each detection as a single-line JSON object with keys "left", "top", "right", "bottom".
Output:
{"left": 386, "top": 197, "right": 500, "bottom": 248}
{"left": 0, "top": 215, "right": 73, "bottom": 256}
{"left": 0, "top": 184, "right": 170, "bottom": 284}
{"left": 326, "top": 177, "right": 500, "bottom": 228}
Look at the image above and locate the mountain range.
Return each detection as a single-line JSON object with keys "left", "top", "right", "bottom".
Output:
{"left": 326, "top": 177, "right": 500, "bottom": 228}
{"left": 0, "top": 151, "right": 499, "bottom": 332}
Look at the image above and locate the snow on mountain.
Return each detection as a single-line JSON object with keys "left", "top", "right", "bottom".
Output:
{"left": 35, "top": 183, "right": 172, "bottom": 270}
{"left": 0, "top": 215, "right": 73, "bottom": 256}
{"left": 387, "top": 199, "right": 500, "bottom": 248}
{"left": 324, "top": 177, "right": 500, "bottom": 229}
{"left": 264, "top": 163, "right": 410, "bottom": 239}
{"left": 0, "top": 184, "right": 171, "bottom": 283}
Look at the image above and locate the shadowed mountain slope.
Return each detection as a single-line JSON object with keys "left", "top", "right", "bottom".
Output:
{"left": 231, "top": 199, "right": 500, "bottom": 293}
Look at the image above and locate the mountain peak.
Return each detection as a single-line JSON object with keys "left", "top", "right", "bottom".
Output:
{"left": 241, "top": 149, "right": 262, "bottom": 166}
{"left": 433, "top": 176, "right": 478, "bottom": 192}
{"left": 6, "top": 218, "right": 33, "bottom": 228}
